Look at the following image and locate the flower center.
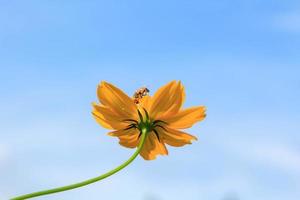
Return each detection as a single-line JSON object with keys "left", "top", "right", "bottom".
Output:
{"left": 123, "top": 108, "right": 168, "bottom": 142}
{"left": 123, "top": 87, "right": 167, "bottom": 141}
{"left": 133, "top": 87, "right": 149, "bottom": 104}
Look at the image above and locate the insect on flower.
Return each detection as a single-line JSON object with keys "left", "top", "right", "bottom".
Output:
{"left": 133, "top": 87, "right": 150, "bottom": 104}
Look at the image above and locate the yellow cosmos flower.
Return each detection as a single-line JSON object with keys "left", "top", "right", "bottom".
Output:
{"left": 92, "top": 80, "right": 206, "bottom": 160}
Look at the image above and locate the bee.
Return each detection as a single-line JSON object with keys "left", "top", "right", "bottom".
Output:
{"left": 133, "top": 87, "right": 150, "bottom": 104}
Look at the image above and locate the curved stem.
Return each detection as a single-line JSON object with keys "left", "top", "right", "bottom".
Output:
{"left": 11, "top": 128, "right": 148, "bottom": 200}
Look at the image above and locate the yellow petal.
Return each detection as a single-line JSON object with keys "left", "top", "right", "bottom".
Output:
{"left": 150, "top": 81, "right": 185, "bottom": 119}
{"left": 161, "top": 106, "right": 206, "bottom": 129}
{"left": 97, "top": 81, "right": 137, "bottom": 119}
{"left": 108, "top": 128, "right": 140, "bottom": 148}
{"left": 140, "top": 132, "right": 168, "bottom": 160}
{"left": 157, "top": 126, "right": 197, "bottom": 147}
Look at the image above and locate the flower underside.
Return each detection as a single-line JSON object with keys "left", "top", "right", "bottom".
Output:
{"left": 92, "top": 81, "right": 206, "bottom": 160}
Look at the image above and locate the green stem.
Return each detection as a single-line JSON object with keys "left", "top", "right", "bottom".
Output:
{"left": 11, "top": 128, "right": 148, "bottom": 200}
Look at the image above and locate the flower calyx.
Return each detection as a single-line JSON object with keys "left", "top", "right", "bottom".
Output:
{"left": 122, "top": 108, "right": 168, "bottom": 141}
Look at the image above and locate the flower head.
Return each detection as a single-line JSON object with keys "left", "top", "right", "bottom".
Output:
{"left": 92, "top": 81, "right": 206, "bottom": 160}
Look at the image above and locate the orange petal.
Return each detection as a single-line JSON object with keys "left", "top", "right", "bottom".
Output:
{"left": 97, "top": 81, "right": 137, "bottom": 119}
{"left": 92, "top": 111, "right": 115, "bottom": 130}
{"left": 108, "top": 128, "right": 140, "bottom": 148}
{"left": 138, "top": 95, "right": 152, "bottom": 111}
{"left": 149, "top": 81, "right": 178, "bottom": 118}
{"left": 139, "top": 135, "right": 152, "bottom": 160}
{"left": 140, "top": 132, "right": 168, "bottom": 160}
{"left": 161, "top": 106, "right": 206, "bottom": 129}
{"left": 162, "top": 81, "right": 185, "bottom": 115}
{"left": 157, "top": 126, "right": 197, "bottom": 147}
{"left": 92, "top": 104, "right": 129, "bottom": 130}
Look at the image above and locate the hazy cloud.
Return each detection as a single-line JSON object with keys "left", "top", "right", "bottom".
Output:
{"left": 0, "top": 144, "right": 10, "bottom": 165}
{"left": 274, "top": 11, "right": 300, "bottom": 33}
{"left": 225, "top": 138, "right": 300, "bottom": 175}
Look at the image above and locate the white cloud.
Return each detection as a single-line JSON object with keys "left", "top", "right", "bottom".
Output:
{"left": 0, "top": 144, "right": 10, "bottom": 165}
{"left": 250, "top": 143, "right": 300, "bottom": 174}
{"left": 225, "top": 138, "right": 300, "bottom": 175}
{"left": 274, "top": 11, "right": 300, "bottom": 33}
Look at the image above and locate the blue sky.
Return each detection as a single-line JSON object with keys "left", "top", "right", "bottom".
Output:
{"left": 0, "top": 1, "right": 300, "bottom": 200}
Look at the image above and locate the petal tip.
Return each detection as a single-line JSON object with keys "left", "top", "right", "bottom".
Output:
{"left": 99, "top": 81, "right": 110, "bottom": 88}
{"left": 107, "top": 132, "right": 114, "bottom": 136}
{"left": 91, "top": 102, "right": 98, "bottom": 107}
